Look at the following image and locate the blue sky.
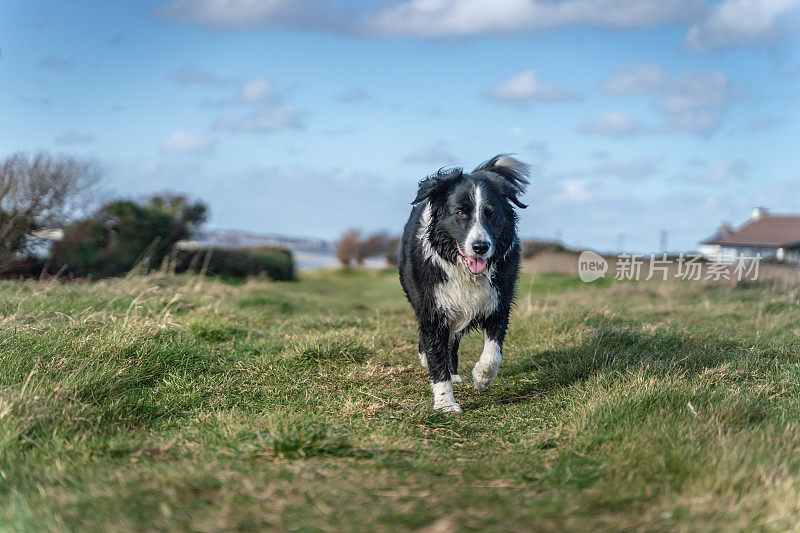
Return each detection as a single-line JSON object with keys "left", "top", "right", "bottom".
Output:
{"left": 2, "top": 0, "right": 799, "bottom": 252}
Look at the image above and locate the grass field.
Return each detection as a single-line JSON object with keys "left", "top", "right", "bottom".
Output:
{"left": 3, "top": 269, "right": 800, "bottom": 530}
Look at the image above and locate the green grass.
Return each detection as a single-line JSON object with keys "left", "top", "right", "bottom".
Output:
{"left": 2, "top": 269, "right": 800, "bottom": 530}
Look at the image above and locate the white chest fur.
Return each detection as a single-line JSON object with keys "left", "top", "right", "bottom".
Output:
{"left": 434, "top": 263, "right": 499, "bottom": 332}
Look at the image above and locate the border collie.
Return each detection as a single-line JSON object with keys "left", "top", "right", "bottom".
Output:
{"left": 399, "top": 155, "right": 530, "bottom": 413}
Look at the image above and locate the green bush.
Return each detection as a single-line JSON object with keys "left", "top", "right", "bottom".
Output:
{"left": 521, "top": 239, "right": 571, "bottom": 259}
{"left": 49, "top": 195, "right": 207, "bottom": 278}
{"left": 175, "top": 247, "right": 295, "bottom": 281}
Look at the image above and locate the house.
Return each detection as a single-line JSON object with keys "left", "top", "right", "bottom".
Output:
{"left": 700, "top": 208, "right": 800, "bottom": 264}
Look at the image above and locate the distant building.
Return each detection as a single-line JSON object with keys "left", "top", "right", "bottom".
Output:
{"left": 700, "top": 208, "right": 800, "bottom": 264}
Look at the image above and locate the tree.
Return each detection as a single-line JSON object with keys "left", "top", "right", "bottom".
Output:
{"left": 358, "top": 232, "right": 392, "bottom": 265}
{"left": 385, "top": 236, "right": 401, "bottom": 267}
{"left": 336, "top": 229, "right": 361, "bottom": 267}
{"left": 50, "top": 194, "right": 207, "bottom": 278}
{"left": 336, "top": 229, "right": 398, "bottom": 268}
{"left": 0, "top": 152, "right": 101, "bottom": 267}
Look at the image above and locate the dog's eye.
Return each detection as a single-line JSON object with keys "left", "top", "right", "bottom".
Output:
{"left": 455, "top": 210, "right": 467, "bottom": 218}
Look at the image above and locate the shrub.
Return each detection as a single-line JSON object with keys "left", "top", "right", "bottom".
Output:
{"left": 49, "top": 194, "right": 207, "bottom": 278}
{"left": 175, "top": 247, "right": 295, "bottom": 281}
{"left": 521, "top": 239, "right": 571, "bottom": 259}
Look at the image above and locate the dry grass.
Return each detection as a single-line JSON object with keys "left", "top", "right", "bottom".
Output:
{"left": 525, "top": 251, "right": 800, "bottom": 288}
{"left": 2, "top": 269, "right": 800, "bottom": 530}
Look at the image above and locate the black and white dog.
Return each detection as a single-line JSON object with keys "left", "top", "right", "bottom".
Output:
{"left": 399, "top": 155, "right": 530, "bottom": 413}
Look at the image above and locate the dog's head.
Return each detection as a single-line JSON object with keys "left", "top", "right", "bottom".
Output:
{"left": 412, "top": 155, "right": 530, "bottom": 275}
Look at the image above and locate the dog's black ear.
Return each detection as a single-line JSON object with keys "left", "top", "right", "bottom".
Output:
{"left": 411, "top": 168, "right": 463, "bottom": 205}
{"left": 474, "top": 154, "right": 531, "bottom": 208}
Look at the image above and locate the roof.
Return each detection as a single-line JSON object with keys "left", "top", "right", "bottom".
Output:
{"left": 700, "top": 225, "right": 733, "bottom": 245}
{"left": 704, "top": 215, "right": 800, "bottom": 248}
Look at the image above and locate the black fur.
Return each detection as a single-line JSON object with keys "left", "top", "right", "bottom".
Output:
{"left": 399, "top": 154, "right": 530, "bottom": 411}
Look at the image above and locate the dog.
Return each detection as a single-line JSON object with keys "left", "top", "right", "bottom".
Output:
{"left": 398, "top": 155, "right": 530, "bottom": 413}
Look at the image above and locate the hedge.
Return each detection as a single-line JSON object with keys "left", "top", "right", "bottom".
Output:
{"left": 174, "top": 247, "right": 295, "bottom": 281}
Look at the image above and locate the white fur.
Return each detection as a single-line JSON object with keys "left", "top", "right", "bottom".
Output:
{"left": 494, "top": 156, "right": 528, "bottom": 175}
{"left": 473, "top": 332, "right": 502, "bottom": 392}
{"left": 503, "top": 236, "right": 519, "bottom": 262}
{"left": 418, "top": 351, "right": 428, "bottom": 367}
{"left": 463, "top": 184, "right": 494, "bottom": 260}
{"left": 434, "top": 266, "right": 499, "bottom": 333}
{"left": 417, "top": 204, "right": 449, "bottom": 271}
{"left": 417, "top": 203, "right": 499, "bottom": 333}
{"left": 451, "top": 374, "right": 463, "bottom": 384}
{"left": 432, "top": 380, "right": 461, "bottom": 413}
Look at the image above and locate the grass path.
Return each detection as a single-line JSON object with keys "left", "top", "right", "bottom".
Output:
{"left": 2, "top": 270, "right": 800, "bottom": 530}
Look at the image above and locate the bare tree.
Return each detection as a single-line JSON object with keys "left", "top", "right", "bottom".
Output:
{"left": 385, "top": 236, "right": 401, "bottom": 267}
{"left": 336, "top": 228, "right": 361, "bottom": 267}
{"left": 0, "top": 151, "right": 102, "bottom": 266}
{"left": 358, "top": 232, "right": 391, "bottom": 265}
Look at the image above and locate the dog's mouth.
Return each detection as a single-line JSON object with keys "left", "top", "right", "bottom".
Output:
{"left": 457, "top": 244, "right": 487, "bottom": 275}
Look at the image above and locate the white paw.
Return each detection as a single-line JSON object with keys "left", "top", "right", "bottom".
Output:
{"left": 431, "top": 380, "right": 462, "bottom": 413}
{"left": 435, "top": 402, "right": 463, "bottom": 414}
{"left": 451, "top": 374, "right": 463, "bottom": 384}
{"left": 472, "top": 363, "right": 497, "bottom": 392}
{"left": 418, "top": 352, "right": 428, "bottom": 368}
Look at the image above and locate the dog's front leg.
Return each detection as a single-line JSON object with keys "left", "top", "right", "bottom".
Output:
{"left": 448, "top": 333, "right": 463, "bottom": 384}
{"left": 420, "top": 319, "right": 461, "bottom": 413}
{"left": 473, "top": 309, "right": 509, "bottom": 392}
{"left": 417, "top": 336, "right": 428, "bottom": 368}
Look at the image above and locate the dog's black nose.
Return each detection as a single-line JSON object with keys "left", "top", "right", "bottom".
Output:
{"left": 471, "top": 241, "right": 490, "bottom": 255}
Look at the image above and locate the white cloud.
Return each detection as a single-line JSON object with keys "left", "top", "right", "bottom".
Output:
{"left": 488, "top": 70, "right": 576, "bottom": 103}
{"left": 19, "top": 95, "right": 52, "bottom": 106}
{"left": 108, "top": 158, "right": 206, "bottom": 196}
{"left": 747, "top": 115, "right": 784, "bottom": 132}
{"left": 656, "top": 71, "right": 741, "bottom": 134}
{"left": 657, "top": 71, "right": 740, "bottom": 113}
{"left": 676, "top": 157, "right": 752, "bottom": 185}
{"left": 339, "top": 88, "right": 370, "bottom": 103}
{"left": 541, "top": 155, "right": 662, "bottom": 184}
{"left": 161, "top": 131, "right": 216, "bottom": 156}
{"left": 159, "top": 0, "right": 718, "bottom": 43}
{"left": 594, "top": 155, "right": 662, "bottom": 179}
{"left": 556, "top": 179, "right": 598, "bottom": 203}
{"left": 55, "top": 130, "right": 95, "bottom": 145}
{"left": 525, "top": 141, "right": 552, "bottom": 163}
{"left": 156, "top": 0, "right": 342, "bottom": 31}
{"left": 600, "top": 63, "right": 668, "bottom": 96}
{"left": 366, "top": 0, "right": 702, "bottom": 37}
{"left": 213, "top": 105, "right": 304, "bottom": 133}
{"left": 585, "top": 69, "right": 743, "bottom": 136}
{"left": 403, "top": 141, "right": 457, "bottom": 163}
{"left": 239, "top": 79, "right": 274, "bottom": 104}
{"left": 685, "top": 0, "right": 800, "bottom": 51}
{"left": 707, "top": 159, "right": 751, "bottom": 184}
{"left": 199, "top": 78, "right": 284, "bottom": 108}
{"left": 170, "top": 65, "right": 225, "bottom": 85}
{"left": 663, "top": 110, "right": 725, "bottom": 135}
{"left": 37, "top": 56, "right": 76, "bottom": 69}
{"left": 578, "top": 111, "right": 648, "bottom": 136}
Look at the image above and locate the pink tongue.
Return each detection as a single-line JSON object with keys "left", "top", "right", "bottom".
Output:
{"left": 466, "top": 257, "right": 487, "bottom": 275}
